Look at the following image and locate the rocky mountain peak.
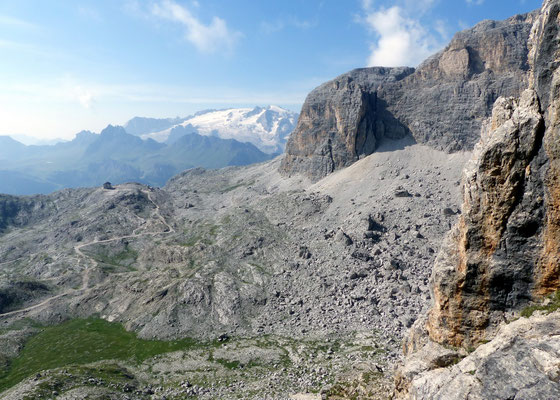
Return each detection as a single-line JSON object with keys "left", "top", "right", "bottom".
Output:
{"left": 281, "top": 11, "right": 537, "bottom": 181}
{"left": 99, "top": 124, "right": 129, "bottom": 137}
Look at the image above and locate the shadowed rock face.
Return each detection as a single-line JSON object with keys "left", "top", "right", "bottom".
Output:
{"left": 531, "top": 0, "right": 560, "bottom": 296}
{"left": 280, "top": 67, "right": 414, "bottom": 182}
{"left": 281, "top": 12, "right": 537, "bottom": 181}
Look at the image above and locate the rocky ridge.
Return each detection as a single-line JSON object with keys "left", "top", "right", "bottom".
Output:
{"left": 281, "top": 11, "right": 537, "bottom": 181}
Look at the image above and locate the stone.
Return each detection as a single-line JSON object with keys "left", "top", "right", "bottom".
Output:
{"left": 335, "top": 230, "right": 353, "bottom": 246}
{"left": 396, "top": 312, "right": 560, "bottom": 400}
{"left": 442, "top": 207, "right": 456, "bottom": 216}
{"left": 394, "top": 186, "right": 413, "bottom": 198}
{"left": 298, "top": 246, "right": 312, "bottom": 259}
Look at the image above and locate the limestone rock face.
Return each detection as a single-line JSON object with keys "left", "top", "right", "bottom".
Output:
{"left": 397, "top": 1, "right": 560, "bottom": 397}
{"left": 281, "top": 12, "right": 536, "bottom": 181}
{"left": 530, "top": 0, "right": 560, "bottom": 296}
{"left": 424, "top": 0, "right": 560, "bottom": 351}
{"left": 394, "top": 12, "right": 536, "bottom": 152}
{"left": 397, "top": 312, "right": 560, "bottom": 400}
{"left": 427, "top": 89, "right": 545, "bottom": 347}
{"left": 280, "top": 67, "right": 413, "bottom": 181}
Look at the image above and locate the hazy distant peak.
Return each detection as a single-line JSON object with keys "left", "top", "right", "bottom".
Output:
{"left": 100, "top": 124, "right": 128, "bottom": 137}
{"left": 0, "top": 135, "right": 26, "bottom": 146}
{"left": 6, "top": 134, "right": 67, "bottom": 146}
{"left": 124, "top": 116, "right": 186, "bottom": 137}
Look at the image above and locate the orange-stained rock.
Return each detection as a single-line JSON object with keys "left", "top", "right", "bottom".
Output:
{"left": 396, "top": 2, "right": 560, "bottom": 398}
{"left": 426, "top": 89, "right": 544, "bottom": 347}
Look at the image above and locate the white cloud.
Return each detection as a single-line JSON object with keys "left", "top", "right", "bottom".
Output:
{"left": 361, "top": 0, "right": 374, "bottom": 10}
{"left": 364, "top": 6, "right": 441, "bottom": 67}
{"left": 0, "top": 38, "right": 20, "bottom": 48}
{"left": 404, "top": 0, "right": 437, "bottom": 13}
{"left": 0, "top": 39, "right": 40, "bottom": 53}
{"left": 260, "top": 20, "right": 285, "bottom": 34}
{"left": 434, "top": 19, "right": 449, "bottom": 39}
{"left": 466, "top": 0, "right": 484, "bottom": 5}
{"left": 0, "top": 79, "right": 307, "bottom": 110}
{"left": 151, "top": 0, "right": 241, "bottom": 54}
{"left": 123, "top": 0, "right": 141, "bottom": 15}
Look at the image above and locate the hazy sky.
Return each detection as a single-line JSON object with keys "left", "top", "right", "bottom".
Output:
{"left": 0, "top": 0, "right": 543, "bottom": 140}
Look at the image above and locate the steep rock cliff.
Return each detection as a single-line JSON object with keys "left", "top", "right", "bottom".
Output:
{"left": 396, "top": 1, "right": 560, "bottom": 397}
{"left": 280, "top": 67, "right": 413, "bottom": 181}
{"left": 389, "top": 12, "right": 536, "bottom": 152}
{"left": 281, "top": 12, "right": 537, "bottom": 181}
{"left": 427, "top": 89, "right": 545, "bottom": 347}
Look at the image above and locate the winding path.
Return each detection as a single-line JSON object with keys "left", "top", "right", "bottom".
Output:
{"left": 0, "top": 189, "right": 174, "bottom": 317}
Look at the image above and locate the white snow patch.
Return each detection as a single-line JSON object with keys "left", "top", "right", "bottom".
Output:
{"left": 142, "top": 105, "right": 298, "bottom": 154}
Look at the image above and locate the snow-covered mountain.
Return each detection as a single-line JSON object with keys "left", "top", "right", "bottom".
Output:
{"left": 131, "top": 106, "right": 298, "bottom": 154}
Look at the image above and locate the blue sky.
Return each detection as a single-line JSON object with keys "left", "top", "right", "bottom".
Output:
{"left": 0, "top": 0, "right": 543, "bottom": 140}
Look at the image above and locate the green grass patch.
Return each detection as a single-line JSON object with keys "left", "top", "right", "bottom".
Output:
{"left": 77, "top": 363, "right": 136, "bottom": 382}
{"left": 215, "top": 358, "right": 241, "bottom": 369}
{"left": 95, "top": 249, "right": 138, "bottom": 268}
{"left": 84, "top": 243, "right": 138, "bottom": 271}
{"left": 0, "top": 318, "right": 209, "bottom": 392}
{"left": 179, "top": 234, "right": 203, "bottom": 247}
{"left": 521, "top": 290, "right": 560, "bottom": 318}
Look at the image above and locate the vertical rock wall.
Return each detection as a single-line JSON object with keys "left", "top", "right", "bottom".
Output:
{"left": 396, "top": 1, "right": 560, "bottom": 397}
{"left": 279, "top": 68, "right": 413, "bottom": 181}
{"left": 425, "top": 0, "right": 560, "bottom": 348}
{"left": 427, "top": 89, "right": 545, "bottom": 346}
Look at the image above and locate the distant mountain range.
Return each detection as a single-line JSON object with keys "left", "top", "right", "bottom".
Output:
{"left": 125, "top": 105, "right": 298, "bottom": 155}
{"left": 0, "top": 106, "right": 298, "bottom": 195}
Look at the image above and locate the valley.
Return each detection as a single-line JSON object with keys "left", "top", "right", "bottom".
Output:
{"left": 1, "top": 1, "right": 560, "bottom": 399}
{"left": 0, "top": 140, "right": 468, "bottom": 398}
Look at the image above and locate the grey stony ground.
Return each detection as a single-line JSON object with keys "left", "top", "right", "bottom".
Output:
{"left": 0, "top": 138, "right": 470, "bottom": 399}
{"left": 398, "top": 310, "right": 560, "bottom": 399}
